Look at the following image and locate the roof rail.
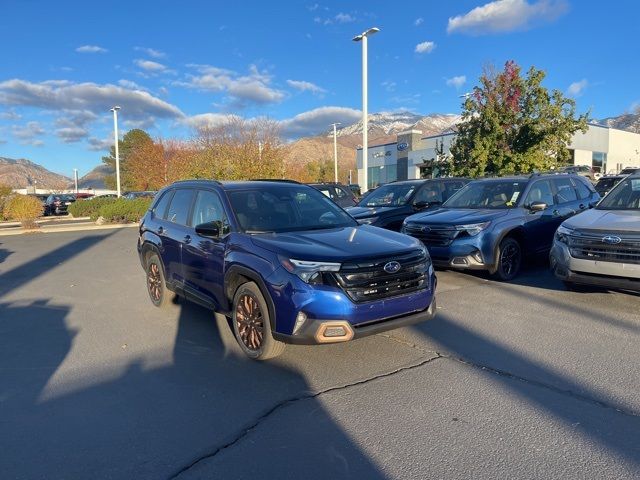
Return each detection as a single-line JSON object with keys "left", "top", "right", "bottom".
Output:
{"left": 251, "top": 178, "right": 301, "bottom": 184}
{"left": 171, "top": 178, "right": 223, "bottom": 185}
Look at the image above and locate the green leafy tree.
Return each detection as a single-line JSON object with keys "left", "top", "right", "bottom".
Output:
{"left": 102, "top": 129, "right": 153, "bottom": 190}
{"left": 450, "top": 61, "right": 589, "bottom": 177}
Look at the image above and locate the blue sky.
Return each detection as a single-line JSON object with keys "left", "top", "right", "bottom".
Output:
{"left": 0, "top": 0, "right": 638, "bottom": 176}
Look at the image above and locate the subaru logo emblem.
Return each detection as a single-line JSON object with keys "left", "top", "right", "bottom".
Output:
{"left": 602, "top": 235, "right": 622, "bottom": 245}
{"left": 397, "top": 142, "right": 409, "bottom": 151}
{"left": 421, "top": 226, "right": 431, "bottom": 232}
{"left": 383, "top": 261, "right": 401, "bottom": 274}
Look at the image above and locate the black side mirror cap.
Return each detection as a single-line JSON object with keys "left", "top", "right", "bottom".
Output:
{"left": 529, "top": 201, "right": 547, "bottom": 212}
{"left": 414, "top": 200, "right": 440, "bottom": 210}
{"left": 195, "top": 221, "right": 221, "bottom": 238}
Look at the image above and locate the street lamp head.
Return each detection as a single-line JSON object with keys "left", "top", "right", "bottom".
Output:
{"left": 110, "top": 105, "right": 121, "bottom": 112}
{"left": 353, "top": 27, "right": 380, "bottom": 42}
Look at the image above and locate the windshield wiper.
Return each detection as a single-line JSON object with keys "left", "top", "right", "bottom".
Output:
{"left": 244, "top": 230, "right": 275, "bottom": 234}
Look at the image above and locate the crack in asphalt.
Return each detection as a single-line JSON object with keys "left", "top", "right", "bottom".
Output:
{"left": 377, "top": 333, "right": 640, "bottom": 419}
{"left": 168, "top": 354, "right": 442, "bottom": 479}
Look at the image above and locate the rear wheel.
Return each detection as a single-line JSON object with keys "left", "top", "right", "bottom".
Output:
{"left": 492, "top": 237, "right": 522, "bottom": 281}
{"left": 232, "top": 282, "right": 285, "bottom": 360}
{"left": 146, "top": 253, "right": 173, "bottom": 308}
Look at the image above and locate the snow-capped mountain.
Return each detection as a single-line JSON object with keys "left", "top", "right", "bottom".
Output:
{"left": 599, "top": 111, "right": 640, "bottom": 134}
{"left": 330, "top": 112, "right": 461, "bottom": 138}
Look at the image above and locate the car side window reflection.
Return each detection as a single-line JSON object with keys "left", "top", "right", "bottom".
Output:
{"left": 191, "top": 190, "right": 230, "bottom": 234}
{"left": 525, "top": 180, "right": 555, "bottom": 207}
{"left": 166, "top": 189, "right": 194, "bottom": 226}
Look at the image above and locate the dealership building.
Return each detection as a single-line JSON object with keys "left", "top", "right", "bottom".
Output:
{"left": 356, "top": 124, "right": 640, "bottom": 189}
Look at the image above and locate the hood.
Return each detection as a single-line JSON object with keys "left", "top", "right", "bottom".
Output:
{"left": 345, "top": 205, "right": 408, "bottom": 219}
{"left": 563, "top": 208, "right": 640, "bottom": 232}
{"left": 406, "top": 208, "right": 509, "bottom": 225}
{"left": 251, "top": 225, "right": 422, "bottom": 262}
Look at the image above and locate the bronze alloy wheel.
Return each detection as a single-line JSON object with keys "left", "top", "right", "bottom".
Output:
{"left": 147, "top": 262, "right": 163, "bottom": 303}
{"left": 235, "top": 293, "right": 264, "bottom": 351}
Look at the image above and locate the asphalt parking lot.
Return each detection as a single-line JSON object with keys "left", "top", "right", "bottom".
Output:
{"left": 1, "top": 229, "right": 639, "bottom": 479}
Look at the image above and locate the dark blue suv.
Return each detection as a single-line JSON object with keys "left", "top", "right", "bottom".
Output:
{"left": 138, "top": 180, "right": 437, "bottom": 360}
{"left": 401, "top": 174, "right": 600, "bottom": 280}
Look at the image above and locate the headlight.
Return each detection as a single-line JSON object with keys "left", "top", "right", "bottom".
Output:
{"left": 357, "top": 216, "right": 378, "bottom": 225}
{"left": 457, "top": 222, "right": 491, "bottom": 236}
{"left": 279, "top": 257, "right": 341, "bottom": 284}
{"left": 555, "top": 225, "right": 574, "bottom": 245}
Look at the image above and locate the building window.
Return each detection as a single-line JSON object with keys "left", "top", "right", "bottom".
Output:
{"left": 367, "top": 164, "right": 397, "bottom": 188}
{"left": 592, "top": 152, "right": 607, "bottom": 174}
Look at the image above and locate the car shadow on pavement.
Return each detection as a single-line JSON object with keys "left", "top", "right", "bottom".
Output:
{"left": 411, "top": 313, "right": 640, "bottom": 468}
{"left": 0, "top": 294, "right": 388, "bottom": 479}
{"left": 0, "top": 242, "right": 13, "bottom": 266}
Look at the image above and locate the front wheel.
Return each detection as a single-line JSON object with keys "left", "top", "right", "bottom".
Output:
{"left": 492, "top": 237, "right": 522, "bottom": 281}
{"left": 232, "top": 282, "right": 285, "bottom": 360}
{"left": 146, "top": 253, "right": 173, "bottom": 308}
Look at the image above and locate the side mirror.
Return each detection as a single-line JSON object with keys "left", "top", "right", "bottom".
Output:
{"left": 413, "top": 200, "right": 440, "bottom": 211}
{"left": 529, "top": 201, "right": 547, "bottom": 212}
{"left": 195, "top": 221, "right": 220, "bottom": 238}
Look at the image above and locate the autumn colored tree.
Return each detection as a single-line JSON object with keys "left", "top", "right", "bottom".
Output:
{"left": 450, "top": 61, "right": 588, "bottom": 177}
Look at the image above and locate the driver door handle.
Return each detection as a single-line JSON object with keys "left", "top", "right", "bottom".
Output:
{"left": 157, "top": 226, "right": 164, "bottom": 235}
{"left": 579, "top": 204, "right": 586, "bottom": 210}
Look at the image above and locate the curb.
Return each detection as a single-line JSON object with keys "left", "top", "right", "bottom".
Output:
{"left": 0, "top": 222, "right": 139, "bottom": 236}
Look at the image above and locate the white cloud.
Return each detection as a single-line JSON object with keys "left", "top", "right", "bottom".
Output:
{"left": 183, "top": 113, "right": 242, "bottom": 132}
{"left": 279, "top": 106, "right": 361, "bottom": 138}
{"left": 0, "top": 108, "right": 21, "bottom": 120}
{"left": 118, "top": 79, "right": 149, "bottom": 91}
{"left": 567, "top": 79, "right": 588, "bottom": 97}
{"left": 447, "top": 0, "right": 568, "bottom": 35}
{"left": 446, "top": 75, "right": 467, "bottom": 89}
{"left": 335, "top": 12, "right": 355, "bottom": 23}
{"left": 56, "top": 127, "right": 89, "bottom": 143}
{"left": 134, "top": 59, "right": 168, "bottom": 72}
{"left": 76, "top": 45, "right": 108, "bottom": 54}
{"left": 134, "top": 47, "right": 165, "bottom": 58}
{"left": 178, "top": 64, "right": 285, "bottom": 106}
{"left": 286, "top": 79, "right": 326, "bottom": 95}
{"left": 414, "top": 17, "right": 424, "bottom": 26}
{"left": 381, "top": 81, "right": 397, "bottom": 92}
{"left": 415, "top": 41, "right": 436, "bottom": 54}
{"left": 87, "top": 137, "right": 113, "bottom": 151}
{"left": 0, "top": 79, "right": 184, "bottom": 120}
{"left": 54, "top": 110, "right": 97, "bottom": 129}
{"left": 12, "top": 121, "right": 45, "bottom": 145}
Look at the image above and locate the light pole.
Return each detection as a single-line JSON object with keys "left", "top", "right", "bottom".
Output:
{"left": 73, "top": 168, "right": 78, "bottom": 193}
{"left": 330, "top": 122, "right": 341, "bottom": 183}
{"left": 353, "top": 27, "right": 379, "bottom": 193}
{"left": 110, "top": 106, "right": 121, "bottom": 197}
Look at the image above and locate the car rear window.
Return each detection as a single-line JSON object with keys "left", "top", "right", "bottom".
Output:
{"left": 166, "top": 189, "right": 195, "bottom": 225}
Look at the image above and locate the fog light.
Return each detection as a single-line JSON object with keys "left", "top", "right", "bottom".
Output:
{"left": 324, "top": 326, "right": 347, "bottom": 337}
{"left": 293, "top": 312, "right": 307, "bottom": 335}
{"left": 452, "top": 257, "right": 468, "bottom": 265}
{"left": 472, "top": 251, "right": 483, "bottom": 263}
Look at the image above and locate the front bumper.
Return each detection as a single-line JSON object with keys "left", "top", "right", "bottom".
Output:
{"left": 427, "top": 244, "right": 493, "bottom": 272}
{"left": 550, "top": 241, "right": 640, "bottom": 291}
{"left": 273, "top": 294, "right": 437, "bottom": 345}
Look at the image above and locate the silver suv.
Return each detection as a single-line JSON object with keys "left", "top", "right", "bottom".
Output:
{"left": 550, "top": 173, "right": 640, "bottom": 291}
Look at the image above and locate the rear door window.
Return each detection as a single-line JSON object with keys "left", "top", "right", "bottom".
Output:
{"left": 572, "top": 178, "right": 593, "bottom": 200}
{"left": 554, "top": 178, "right": 578, "bottom": 204}
{"left": 166, "top": 189, "right": 195, "bottom": 226}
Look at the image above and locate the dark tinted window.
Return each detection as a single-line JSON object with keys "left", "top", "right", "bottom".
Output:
{"left": 444, "top": 180, "right": 527, "bottom": 209}
{"left": 525, "top": 180, "right": 555, "bottom": 206}
{"left": 166, "top": 189, "right": 194, "bottom": 226}
{"left": 191, "top": 190, "right": 230, "bottom": 234}
{"left": 573, "top": 178, "right": 592, "bottom": 200}
{"left": 153, "top": 191, "right": 173, "bottom": 219}
{"left": 595, "top": 177, "right": 620, "bottom": 194}
{"left": 597, "top": 178, "right": 640, "bottom": 210}
{"left": 413, "top": 183, "right": 441, "bottom": 204}
{"left": 333, "top": 186, "right": 348, "bottom": 198}
{"left": 443, "top": 181, "right": 466, "bottom": 201}
{"left": 554, "top": 178, "right": 578, "bottom": 203}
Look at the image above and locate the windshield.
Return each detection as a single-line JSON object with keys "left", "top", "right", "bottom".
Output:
{"left": 595, "top": 178, "right": 620, "bottom": 194}
{"left": 359, "top": 183, "right": 418, "bottom": 207}
{"left": 227, "top": 184, "right": 357, "bottom": 233}
{"left": 597, "top": 177, "right": 640, "bottom": 210}
{"left": 444, "top": 180, "right": 528, "bottom": 209}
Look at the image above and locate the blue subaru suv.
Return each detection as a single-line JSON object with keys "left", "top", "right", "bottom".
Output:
{"left": 401, "top": 173, "right": 599, "bottom": 280}
{"left": 138, "top": 180, "right": 436, "bottom": 360}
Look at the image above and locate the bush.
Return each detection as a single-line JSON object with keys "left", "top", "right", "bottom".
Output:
{"left": 0, "top": 184, "right": 12, "bottom": 221}
{"left": 4, "top": 194, "right": 43, "bottom": 228}
{"left": 68, "top": 197, "right": 117, "bottom": 218}
{"left": 95, "top": 197, "right": 152, "bottom": 223}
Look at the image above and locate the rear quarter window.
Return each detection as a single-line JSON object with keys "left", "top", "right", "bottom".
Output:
{"left": 153, "top": 190, "right": 173, "bottom": 219}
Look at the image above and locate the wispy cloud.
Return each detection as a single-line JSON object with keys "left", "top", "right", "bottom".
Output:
{"left": 12, "top": 121, "right": 45, "bottom": 145}
{"left": 134, "top": 47, "right": 166, "bottom": 58}
{"left": 335, "top": 12, "right": 355, "bottom": 23}
{"left": 279, "top": 106, "right": 361, "bottom": 138}
{"left": 286, "top": 79, "right": 326, "bottom": 95}
{"left": 381, "top": 80, "right": 397, "bottom": 92}
{"left": 415, "top": 41, "right": 436, "bottom": 54}
{"left": 76, "top": 45, "right": 108, "bottom": 54}
{"left": 446, "top": 75, "right": 467, "bottom": 89}
{"left": 134, "top": 59, "right": 168, "bottom": 72}
{"left": 447, "top": 0, "right": 568, "bottom": 35}
{"left": 567, "top": 79, "right": 588, "bottom": 96}
{"left": 414, "top": 17, "right": 424, "bottom": 26}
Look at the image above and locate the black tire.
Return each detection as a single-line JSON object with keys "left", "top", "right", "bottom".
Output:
{"left": 492, "top": 237, "right": 522, "bottom": 281}
{"left": 232, "top": 282, "right": 285, "bottom": 360}
{"left": 145, "top": 253, "right": 173, "bottom": 308}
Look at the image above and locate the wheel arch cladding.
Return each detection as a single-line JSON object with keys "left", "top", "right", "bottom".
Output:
{"left": 225, "top": 266, "right": 278, "bottom": 331}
